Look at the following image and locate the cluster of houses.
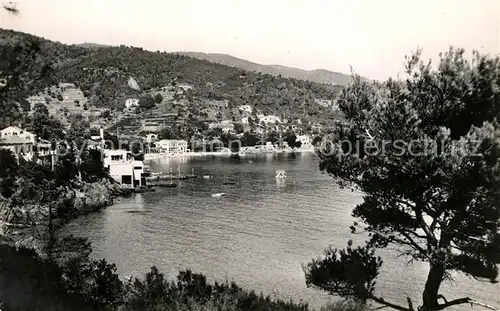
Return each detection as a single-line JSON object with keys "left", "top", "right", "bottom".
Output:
{"left": 1, "top": 122, "right": 313, "bottom": 189}
{"left": 0, "top": 126, "right": 54, "bottom": 167}
{"left": 0, "top": 126, "right": 147, "bottom": 189}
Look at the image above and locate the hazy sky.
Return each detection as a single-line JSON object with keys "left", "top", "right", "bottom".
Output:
{"left": 1, "top": 0, "right": 498, "bottom": 80}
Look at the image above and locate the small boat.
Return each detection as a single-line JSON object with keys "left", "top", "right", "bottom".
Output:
{"left": 161, "top": 183, "right": 178, "bottom": 188}
{"left": 203, "top": 175, "right": 211, "bottom": 179}
{"left": 212, "top": 193, "right": 226, "bottom": 197}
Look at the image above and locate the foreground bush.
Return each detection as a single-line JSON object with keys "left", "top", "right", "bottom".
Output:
{"left": 0, "top": 241, "right": 312, "bottom": 311}
{"left": 121, "top": 267, "right": 309, "bottom": 311}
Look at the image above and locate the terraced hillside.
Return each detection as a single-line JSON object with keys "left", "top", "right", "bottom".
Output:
{"left": 0, "top": 28, "right": 345, "bottom": 135}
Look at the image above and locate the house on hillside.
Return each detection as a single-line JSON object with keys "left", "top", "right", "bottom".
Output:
{"left": 0, "top": 126, "right": 36, "bottom": 144}
{"left": 58, "top": 83, "right": 77, "bottom": 93}
{"left": 257, "top": 115, "right": 281, "bottom": 124}
{"left": 0, "top": 126, "right": 56, "bottom": 164}
{"left": 209, "top": 120, "right": 235, "bottom": 133}
{"left": 315, "top": 99, "right": 333, "bottom": 107}
{"left": 238, "top": 105, "right": 252, "bottom": 113}
{"left": 125, "top": 98, "right": 140, "bottom": 109}
{"left": 178, "top": 84, "right": 193, "bottom": 92}
{"left": 315, "top": 98, "right": 340, "bottom": 112}
{"left": 0, "top": 135, "right": 34, "bottom": 160}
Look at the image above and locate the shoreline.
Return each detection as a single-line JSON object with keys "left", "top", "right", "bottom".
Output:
{"left": 144, "top": 148, "right": 316, "bottom": 162}
{"left": 0, "top": 178, "right": 134, "bottom": 255}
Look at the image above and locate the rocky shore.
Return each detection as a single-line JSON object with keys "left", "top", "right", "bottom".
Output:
{"left": 0, "top": 178, "right": 134, "bottom": 254}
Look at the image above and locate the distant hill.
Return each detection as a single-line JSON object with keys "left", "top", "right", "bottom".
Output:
{"left": 179, "top": 52, "right": 361, "bottom": 86}
{"left": 69, "top": 45, "right": 360, "bottom": 86}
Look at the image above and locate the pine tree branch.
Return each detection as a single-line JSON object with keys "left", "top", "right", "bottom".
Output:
{"left": 369, "top": 295, "right": 410, "bottom": 311}
{"left": 399, "top": 230, "right": 426, "bottom": 250}
{"left": 401, "top": 228, "right": 428, "bottom": 240}
{"left": 437, "top": 297, "right": 499, "bottom": 311}
{"left": 415, "top": 203, "right": 437, "bottom": 246}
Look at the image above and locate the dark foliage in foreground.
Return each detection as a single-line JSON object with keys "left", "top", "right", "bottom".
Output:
{"left": 0, "top": 239, "right": 311, "bottom": 311}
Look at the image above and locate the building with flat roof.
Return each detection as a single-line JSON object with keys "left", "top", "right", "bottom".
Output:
{"left": 103, "top": 149, "right": 144, "bottom": 188}
{"left": 155, "top": 139, "right": 188, "bottom": 154}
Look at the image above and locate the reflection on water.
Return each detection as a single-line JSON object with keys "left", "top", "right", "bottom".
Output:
{"left": 62, "top": 153, "right": 500, "bottom": 310}
{"left": 276, "top": 179, "right": 286, "bottom": 189}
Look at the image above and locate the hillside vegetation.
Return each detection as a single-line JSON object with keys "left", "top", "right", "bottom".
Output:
{"left": 0, "top": 28, "right": 343, "bottom": 135}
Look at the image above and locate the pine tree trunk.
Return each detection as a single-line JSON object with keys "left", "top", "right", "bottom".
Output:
{"left": 422, "top": 262, "right": 445, "bottom": 311}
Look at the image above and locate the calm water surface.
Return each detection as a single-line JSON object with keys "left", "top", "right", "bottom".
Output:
{"left": 62, "top": 153, "right": 499, "bottom": 310}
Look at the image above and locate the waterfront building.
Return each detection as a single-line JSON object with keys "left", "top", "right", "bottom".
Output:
{"left": 103, "top": 149, "right": 144, "bottom": 187}
{"left": 296, "top": 135, "right": 313, "bottom": 150}
{"left": 155, "top": 139, "right": 188, "bottom": 154}
{"left": 265, "top": 141, "right": 275, "bottom": 150}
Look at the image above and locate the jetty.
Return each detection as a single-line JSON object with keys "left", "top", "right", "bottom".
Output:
{"left": 145, "top": 174, "right": 197, "bottom": 182}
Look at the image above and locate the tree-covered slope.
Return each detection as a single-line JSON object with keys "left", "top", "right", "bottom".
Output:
{"left": 0, "top": 28, "right": 343, "bottom": 129}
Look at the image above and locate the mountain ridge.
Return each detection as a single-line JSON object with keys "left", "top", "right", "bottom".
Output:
{"left": 178, "top": 51, "right": 362, "bottom": 86}
{"left": 72, "top": 43, "right": 360, "bottom": 87}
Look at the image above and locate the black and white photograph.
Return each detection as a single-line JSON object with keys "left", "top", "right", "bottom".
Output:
{"left": 0, "top": 1, "right": 499, "bottom": 310}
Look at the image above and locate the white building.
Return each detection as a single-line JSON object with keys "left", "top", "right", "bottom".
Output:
{"left": 315, "top": 99, "right": 333, "bottom": 107}
{"left": 257, "top": 115, "right": 281, "bottom": 124}
{"left": 296, "top": 135, "right": 313, "bottom": 150}
{"left": 125, "top": 98, "right": 140, "bottom": 109}
{"left": 0, "top": 126, "right": 36, "bottom": 144}
{"left": 155, "top": 140, "right": 188, "bottom": 154}
{"left": 264, "top": 141, "right": 275, "bottom": 150}
{"left": 178, "top": 84, "right": 193, "bottom": 91}
{"left": 238, "top": 105, "right": 252, "bottom": 113}
{"left": 0, "top": 126, "right": 37, "bottom": 160}
{"left": 103, "top": 149, "right": 144, "bottom": 188}
{"left": 0, "top": 136, "right": 34, "bottom": 160}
